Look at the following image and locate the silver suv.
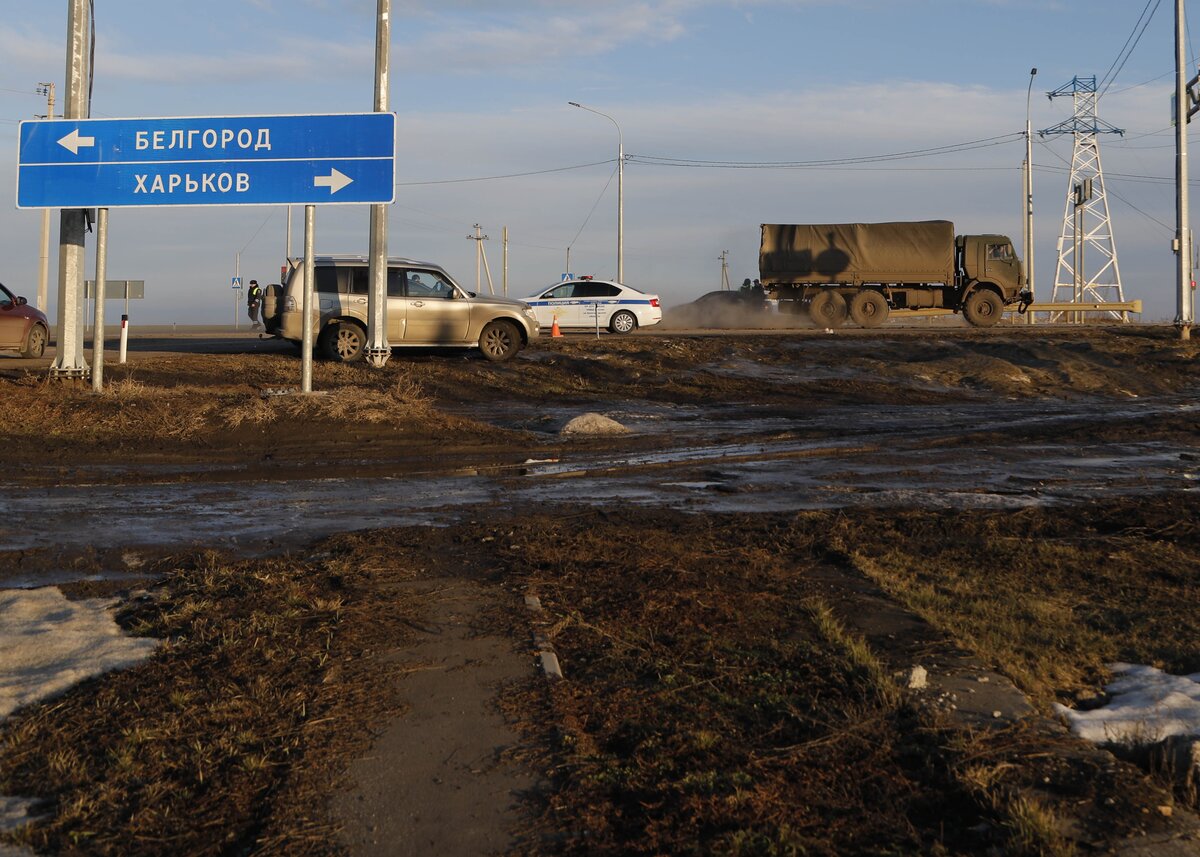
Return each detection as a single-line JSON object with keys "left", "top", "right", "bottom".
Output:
{"left": 263, "top": 255, "right": 539, "bottom": 362}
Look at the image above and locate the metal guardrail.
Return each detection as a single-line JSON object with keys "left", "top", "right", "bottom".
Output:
{"left": 901, "top": 299, "right": 1142, "bottom": 319}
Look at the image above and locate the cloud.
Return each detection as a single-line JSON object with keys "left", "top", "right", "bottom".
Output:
{"left": 393, "top": 3, "right": 692, "bottom": 72}
{"left": 0, "top": 25, "right": 62, "bottom": 69}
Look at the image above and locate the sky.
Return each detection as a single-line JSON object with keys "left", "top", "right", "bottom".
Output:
{"left": 0, "top": 0, "right": 1197, "bottom": 323}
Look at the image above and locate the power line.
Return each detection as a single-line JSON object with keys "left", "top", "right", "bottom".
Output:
{"left": 238, "top": 209, "right": 276, "bottom": 255}
{"left": 1105, "top": 69, "right": 1176, "bottom": 96}
{"left": 1036, "top": 140, "right": 1174, "bottom": 232}
{"left": 396, "top": 158, "right": 614, "bottom": 187}
{"left": 629, "top": 133, "right": 1023, "bottom": 169}
{"left": 1098, "top": 0, "right": 1162, "bottom": 98}
{"left": 568, "top": 163, "right": 618, "bottom": 251}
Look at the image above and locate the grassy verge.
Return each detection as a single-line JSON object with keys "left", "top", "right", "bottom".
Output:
{"left": 0, "top": 536, "right": 423, "bottom": 856}
{"left": 824, "top": 495, "right": 1200, "bottom": 703}
{"left": 492, "top": 511, "right": 1051, "bottom": 853}
{"left": 1, "top": 499, "right": 1193, "bottom": 854}
{"left": 482, "top": 504, "right": 1191, "bottom": 854}
{"left": 1, "top": 356, "right": 438, "bottom": 445}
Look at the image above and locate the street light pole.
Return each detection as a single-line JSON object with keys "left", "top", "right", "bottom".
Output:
{"left": 569, "top": 101, "right": 624, "bottom": 282}
{"left": 1024, "top": 67, "right": 1037, "bottom": 325}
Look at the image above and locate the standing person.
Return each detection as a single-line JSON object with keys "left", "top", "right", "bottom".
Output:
{"left": 246, "top": 279, "right": 263, "bottom": 330}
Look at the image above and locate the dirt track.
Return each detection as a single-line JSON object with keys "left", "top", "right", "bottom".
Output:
{"left": 1, "top": 324, "right": 1199, "bottom": 855}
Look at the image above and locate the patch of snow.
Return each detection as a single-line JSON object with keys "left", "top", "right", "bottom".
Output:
{"left": 1054, "top": 663, "right": 1200, "bottom": 745}
{"left": 0, "top": 587, "right": 159, "bottom": 720}
{"left": 560, "top": 412, "right": 629, "bottom": 436}
{"left": 0, "top": 795, "right": 43, "bottom": 849}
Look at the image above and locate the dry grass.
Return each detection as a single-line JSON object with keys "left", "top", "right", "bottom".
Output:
{"left": 0, "top": 501, "right": 1193, "bottom": 854}
{"left": 487, "top": 506, "right": 1193, "bottom": 854}
{"left": 0, "top": 540, "right": 425, "bottom": 856}
{"left": 823, "top": 498, "right": 1200, "bottom": 703}
{"left": 2, "top": 357, "right": 436, "bottom": 443}
{"left": 491, "top": 510, "right": 1019, "bottom": 855}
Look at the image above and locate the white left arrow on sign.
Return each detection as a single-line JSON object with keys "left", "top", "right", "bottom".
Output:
{"left": 314, "top": 168, "right": 353, "bottom": 194}
{"left": 57, "top": 129, "right": 96, "bottom": 155}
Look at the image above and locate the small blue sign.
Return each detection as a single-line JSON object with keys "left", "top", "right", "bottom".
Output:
{"left": 232, "top": 276, "right": 243, "bottom": 290}
{"left": 16, "top": 112, "right": 396, "bottom": 209}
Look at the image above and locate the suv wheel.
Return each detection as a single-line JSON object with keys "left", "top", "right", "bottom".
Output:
{"left": 21, "top": 324, "right": 47, "bottom": 359}
{"left": 320, "top": 322, "right": 366, "bottom": 362}
{"left": 479, "top": 320, "right": 521, "bottom": 362}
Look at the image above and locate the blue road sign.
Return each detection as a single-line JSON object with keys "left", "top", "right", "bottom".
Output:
{"left": 16, "top": 112, "right": 395, "bottom": 209}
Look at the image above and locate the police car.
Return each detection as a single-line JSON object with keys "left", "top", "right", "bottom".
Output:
{"left": 520, "top": 277, "right": 663, "bottom": 334}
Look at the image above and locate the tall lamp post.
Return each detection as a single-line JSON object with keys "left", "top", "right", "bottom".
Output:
{"left": 1024, "top": 67, "right": 1037, "bottom": 325}
{"left": 569, "top": 101, "right": 624, "bottom": 283}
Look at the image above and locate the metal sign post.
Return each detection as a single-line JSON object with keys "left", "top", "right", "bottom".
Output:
{"left": 364, "top": 0, "right": 392, "bottom": 369}
{"left": 231, "top": 275, "right": 243, "bottom": 330}
{"left": 301, "top": 205, "right": 316, "bottom": 394}
{"left": 91, "top": 208, "right": 108, "bottom": 392}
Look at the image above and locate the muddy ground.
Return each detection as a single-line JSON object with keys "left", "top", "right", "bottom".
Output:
{"left": 0, "top": 324, "right": 1199, "bottom": 855}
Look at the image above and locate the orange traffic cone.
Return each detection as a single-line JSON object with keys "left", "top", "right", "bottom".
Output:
{"left": 551, "top": 315, "right": 562, "bottom": 337}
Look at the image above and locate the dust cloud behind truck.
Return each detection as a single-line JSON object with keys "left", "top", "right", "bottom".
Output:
{"left": 758, "top": 221, "right": 1027, "bottom": 328}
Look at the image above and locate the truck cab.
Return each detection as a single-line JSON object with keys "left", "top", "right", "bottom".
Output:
{"left": 957, "top": 235, "right": 1025, "bottom": 299}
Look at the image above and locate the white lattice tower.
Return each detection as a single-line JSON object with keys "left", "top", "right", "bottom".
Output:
{"left": 1040, "top": 76, "right": 1127, "bottom": 322}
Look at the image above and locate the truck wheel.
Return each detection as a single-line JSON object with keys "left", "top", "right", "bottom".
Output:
{"left": 849, "top": 291, "right": 889, "bottom": 328}
{"left": 808, "top": 291, "right": 847, "bottom": 328}
{"left": 320, "top": 322, "right": 366, "bottom": 362}
{"left": 609, "top": 310, "right": 638, "bottom": 334}
{"left": 479, "top": 320, "right": 521, "bottom": 362}
{"left": 963, "top": 290, "right": 1004, "bottom": 328}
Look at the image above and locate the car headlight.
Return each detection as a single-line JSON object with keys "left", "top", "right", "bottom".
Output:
{"left": 522, "top": 306, "right": 537, "bottom": 320}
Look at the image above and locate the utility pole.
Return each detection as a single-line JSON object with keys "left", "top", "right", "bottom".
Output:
{"left": 467, "top": 224, "right": 490, "bottom": 293}
{"left": 502, "top": 226, "right": 509, "bottom": 296}
{"left": 50, "top": 0, "right": 91, "bottom": 379}
{"left": 1176, "top": 0, "right": 1195, "bottom": 340}
{"left": 1073, "top": 181, "right": 1093, "bottom": 323}
{"left": 1024, "top": 68, "right": 1037, "bottom": 325}
{"left": 719, "top": 250, "right": 730, "bottom": 290}
{"left": 364, "top": 0, "right": 391, "bottom": 367}
{"left": 36, "top": 82, "right": 55, "bottom": 314}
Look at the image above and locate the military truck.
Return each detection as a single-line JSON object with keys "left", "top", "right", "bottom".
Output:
{"left": 758, "top": 221, "right": 1028, "bottom": 328}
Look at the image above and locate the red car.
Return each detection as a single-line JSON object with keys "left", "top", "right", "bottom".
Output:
{"left": 0, "top": 282, "right": 49, "bottom": 358}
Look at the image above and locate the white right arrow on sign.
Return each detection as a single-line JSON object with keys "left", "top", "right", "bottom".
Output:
{"left": 314, "top": 168, "right": 353, "bottom": 194}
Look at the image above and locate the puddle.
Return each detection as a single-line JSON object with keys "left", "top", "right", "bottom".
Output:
{"left": 0, "top": 571, "right": 149, "bottom": 591}
{"left": 1, "top": 396, "right": 1196, "bottom": 590}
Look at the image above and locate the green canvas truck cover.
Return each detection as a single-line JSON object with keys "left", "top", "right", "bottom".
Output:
{"left": 759, "top": 221, "right": 956, "bottom": 286}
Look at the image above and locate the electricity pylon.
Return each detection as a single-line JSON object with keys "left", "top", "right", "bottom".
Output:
{"left": 1040, "top": 76, "right": 1128, "bottom": 322}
